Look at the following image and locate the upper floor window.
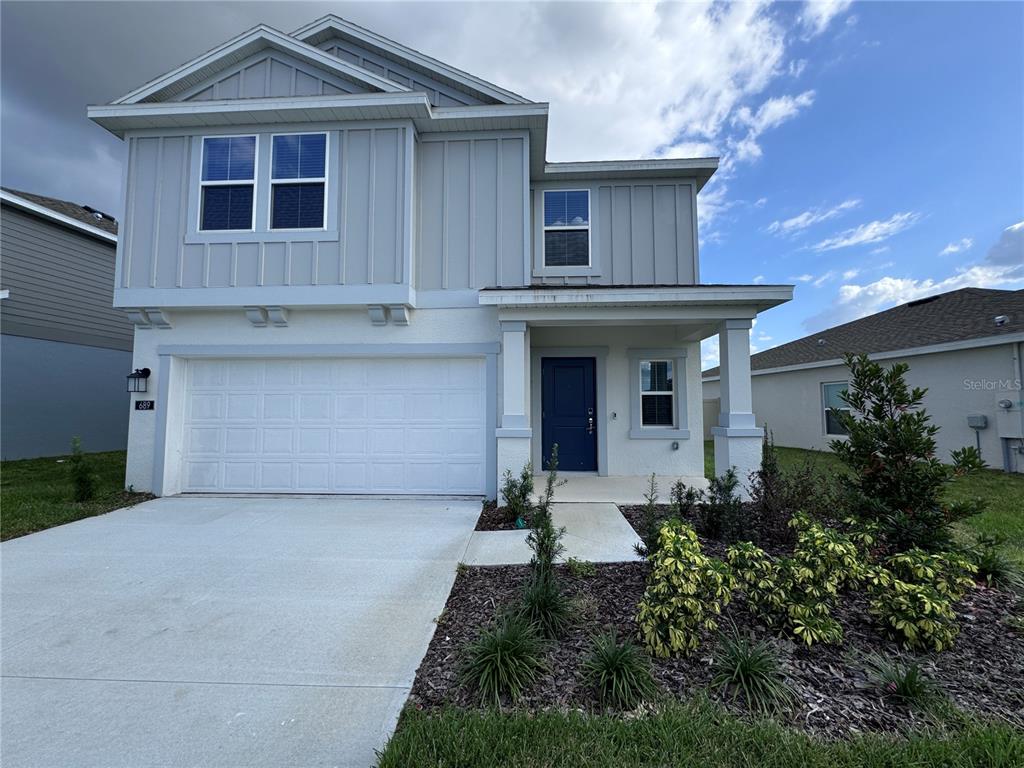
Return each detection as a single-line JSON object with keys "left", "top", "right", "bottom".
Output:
{"left": 640, "top": 360, "right": 674, "bottom": 427}
{"left": 823, "top": 381, "right": 850, "bottom": 436}
{"left": 543, "top": 190, "right": 590, "bottom": 267}
{"left": 270, "top": 133, "right": 327, "bottom": 230}
{"left": 200, "top": 135, "right": 256, "bottom": 231}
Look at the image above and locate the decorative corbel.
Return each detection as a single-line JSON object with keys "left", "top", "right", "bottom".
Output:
{"left": 244, "top": 306, "right": 269, "bottom": 327}
{"left": 265, "top": 306, "right": 289, "bottom": 327}
{"left": 367, "top": 305, "right": 387, "bottom": 326}
{"left": 388, "top": 305, "right": 411, "bottom": 326}
{"left": 124, "top": 308, "right": 152, "bottom": 328}
{"left": 143, "top": 308, "right": 172, "bottom": 329}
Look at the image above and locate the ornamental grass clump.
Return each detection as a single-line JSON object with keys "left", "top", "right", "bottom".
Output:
{"left": 711, "top": 624, "right": 794, "bottom": 715}
{"left": 861, "top": 652, "right": 941, "bottom": 709}
{"left": 461, "top": 613, "right": 549, "bottom": 707}
{"left": 635, "top": 521, "right": 733, "bottom": 657}
{"left": 969, "top": 534, "right": 1024, "bottom": 592}
{"left": 582, "top": 631, "right": 659, "bottom": 710}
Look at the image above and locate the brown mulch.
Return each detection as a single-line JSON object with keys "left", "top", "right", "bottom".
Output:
{"left": 475, "top": 500, "right": 527, "bottom": 531}
{"left": 411, "top": 550, "right": 1024, "bottom": 739}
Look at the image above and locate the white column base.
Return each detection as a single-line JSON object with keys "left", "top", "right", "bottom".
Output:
{"left": 496, "top": 433, "right": 532, "bottom": 504}
{"left": 711, "top": 426, "right": 763, "bottom": 501}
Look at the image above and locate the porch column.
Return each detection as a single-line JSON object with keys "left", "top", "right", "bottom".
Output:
{"left": 496, "top": 321, "right": 532, "bottom": 502}
{"left": 711, "top": 319, "right": 763, "bottom": 499}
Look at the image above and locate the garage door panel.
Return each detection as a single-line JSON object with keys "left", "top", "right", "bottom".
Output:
{"left": 182, "top": 357, "right": 487, "bottom": 494}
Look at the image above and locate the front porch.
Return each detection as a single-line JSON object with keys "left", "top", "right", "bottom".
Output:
{"left": 481, "top": 285, "right": 793, "bottom": 501}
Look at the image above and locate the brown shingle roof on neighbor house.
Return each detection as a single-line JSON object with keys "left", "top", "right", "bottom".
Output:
{"left": 703, "top": 287, "right": 1024, "bottom": 378}
{"left": 1, "top": 186, "right": 118, "bottom": 236}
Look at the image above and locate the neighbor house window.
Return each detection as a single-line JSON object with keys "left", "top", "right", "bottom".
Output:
{"left": 823, "top": 382, "right": 850, "bottom": 436}
{"left": 200, "top": 135, "right": 256, "bottom": 231}
{"left": 270, "top": 133, "right": 327, "bottom": 230}
{"left": 543, "top": 190, "right": 590, "bottom": 267}
{"left": 640, "top": 360, "right": 674, "bottom": 427}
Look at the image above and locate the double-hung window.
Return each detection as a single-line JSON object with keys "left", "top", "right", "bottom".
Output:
{"left": 822, "top": 382, "right": 851, "bottom": 436}
{"left": 543, "top": 190, "right": 590, "bottom": 267}
{"left": 199, "top": 135, "right": 256, "bottom": 231}
{"left": 640, "top": 360, "right": 674, "bottom": 427}
{"left": 270, "top": 133, "right": 327, "bottom": 230}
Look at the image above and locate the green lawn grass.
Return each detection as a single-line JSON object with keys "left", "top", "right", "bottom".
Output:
{"left": 703, "top": 441, "right": 1024, "bottom": 563}
{"left": 378, "top": 701, "right": 1023, "bottom": 767}
{"left": 1, "top": 450, "right": 151, "bottom": 541}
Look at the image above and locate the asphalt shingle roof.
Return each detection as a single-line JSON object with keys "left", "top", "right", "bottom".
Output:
{"left": 703, "top": 287, "right": 1024, "bottom": 377}
{"left": 1, "top": 187, "right": 118, "bottom": 236}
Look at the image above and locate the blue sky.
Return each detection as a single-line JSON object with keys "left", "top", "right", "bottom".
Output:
{"left": 2, "top": 1, "right": 1021, "bottom": 371}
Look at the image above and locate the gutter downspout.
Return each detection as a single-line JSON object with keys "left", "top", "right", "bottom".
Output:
{"left": 1015, "top": 342, "right": 1024, "bottom": 473}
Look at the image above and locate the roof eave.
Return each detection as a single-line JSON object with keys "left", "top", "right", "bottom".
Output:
{"left": 541, "top": 158, "right": 719, "bottom": 189}
{"left": 0, "top": 190, "right": 118, "bottom": 244}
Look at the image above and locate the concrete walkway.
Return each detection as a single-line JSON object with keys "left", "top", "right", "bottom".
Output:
{"left": 1, "top": 496, "right": 480, "bottom": 768}
{"left": 462, "top": 502, "right": 642, "bottom": 565}
{"left": 534, "top": 474, "right": 709, "bottom": 504}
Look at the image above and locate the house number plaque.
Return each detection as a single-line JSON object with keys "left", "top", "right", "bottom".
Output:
{"left": 135, "top": 400, "right": 155, "bottom": 411}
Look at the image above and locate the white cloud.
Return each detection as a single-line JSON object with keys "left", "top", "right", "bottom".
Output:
{"left": 812, "top": 270, "right": 836, "bottom": 287}
{"left": 799, "top": 0, "right": 855, "bottom": 38}
{"left": 752, "top": 274, "right": 766, "bottom": 284}
{"left": 766, "top": 198, "right": 860, "bottom": 235}
{"left": 985, "top": 221, "right": 1024, "bottom": 265}
{"left": 790, "top": 273, "right": 815, "bottom": 283}
{"left": 731, "top": 90, "right": 815, "bottom": 162}
{"left": 701, "top": 336, "right": 721, "bottom": 370}
{"left": 870, "top": 246, "right": 891, "bottom": 255}
{"left": 842, "top": 268, "right": 860, "bottom": 280}
{"left": 788, "top": 59, "right": 808, "bottom": 77}
{"left": 754, "top": 197, "right": 769, "bottom": 208}
{"left": 811, "top": 212, "right": 920, "bottom": 252}
{"left": 939, "top": 237, "right": 974, "bottom": 256}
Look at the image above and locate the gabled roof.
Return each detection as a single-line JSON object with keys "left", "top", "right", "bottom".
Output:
{"left": 112, "top": 24, "right": 406, "bottom": 105}
{"left": 702, "top": 287, "right": 1024, "bottom": 377}
{"left": 292, "top": 14, "right": 532, "bottom": 106}
{"left": 1, "top": 187, "right": 118, "bottom": 242}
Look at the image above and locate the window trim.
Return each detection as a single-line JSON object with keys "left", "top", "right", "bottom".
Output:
{"left": 542, "top": 188, "right": 591, "bottom": 268}
{"left": 267, "top": 131, "right": 329, "bottom": 232}
{"left": 822, "top": 381, "right": 851, "bottom": 437}
{"left": 198, "top": 134, "right": 258, "bottom": 233}
{"left": 627, "top": 348, "right": 690, "bottom": 440}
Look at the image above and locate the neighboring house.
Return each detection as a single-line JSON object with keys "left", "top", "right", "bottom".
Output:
{"left": 87, "top": 15, "right": 792, "bottom": 499}
{"left": 703, "top": 288, "right": 1024, "bottom": 473}
{"left": 0, "top": 188, "right": 132, "bottom": 459}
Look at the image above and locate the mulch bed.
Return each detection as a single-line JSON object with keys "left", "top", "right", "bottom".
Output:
{"left": 475, "top": 499, "right": 527, "bottom": 531}
{"left": 411, "top": 523, "right": 1024, "bottom": 739}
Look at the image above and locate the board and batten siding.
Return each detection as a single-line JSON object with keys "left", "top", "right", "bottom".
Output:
{"left": 120, "top": 124, "right": 410, "bottom": 291}
{"left": 415, "top": 133, "right": 529, "bottom": 290}
{"left": 0, "top": 206, "right": 131, "bottom": 351}
{"left": 183, "top": 51, "right": 365, "bottom": 102}
{"left": 530, "top": 181, "right": 699, "bottom": 285}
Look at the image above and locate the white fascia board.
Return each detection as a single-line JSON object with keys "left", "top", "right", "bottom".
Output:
{"left": 0, "top": 190, "right": 117, "bottom": 244}
{"left": 114, "top": 284, "right": 416, "bottom": 309}
{"left": 291, "top": 15, "right": 533, "bottom": 105}
{"left": 112, "top": 24, "right": 406, "bottom": 106}
{"left": 543, "top": 158, "right": 719, "bottom": 188}
{"left": 702, "top": 331, "right": 1024, "bottom": 382}
{"left": 479, "top": 285, "right": 793, "bottom": 309}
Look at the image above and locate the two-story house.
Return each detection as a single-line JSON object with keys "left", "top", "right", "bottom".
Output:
{"left": 88, "top": 15, "right": 792, "bottom": 500}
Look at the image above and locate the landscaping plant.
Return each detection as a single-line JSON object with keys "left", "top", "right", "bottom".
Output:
{"left": 697, "top": 468, "right": 745, "bottom": 545}
{"left": 461, "top": 613, "right": 549, "bottom": 707}
{"left": 829, "top": 354, "right": 987, "bottom": 552}
{"left": 566, "top": 557, "right": 596, "bottom": 578}
{"left": 635, "top": 476, "right": 704, "bottom": 558}
{"left": 861, "top": 652, "right": 940, "bottom": 709}
{"left": 518, "top": 571, "right": 573, "bottom": 638}
{"left": 711, "top": 624, "right": 794, "bottom": 715}
{"left": 635, "top": 521, "right": 734, "bottom": 657}
{"left": 582, "top": 631, "right": 659, "bottom": 710}
{"left": 969, "top": 534, "right": 1024, "bottom": 592}
{"left": 526, "top": 446, "right": 566, "bottom": 576}
{"left": 499, "top": 462, "right": 534, "bottom": 527}
{"left": 633, "top": 473, "right": 661, "bottom": 558}
{"left": 68, "top": 436, "right": 95, "bottom": 502}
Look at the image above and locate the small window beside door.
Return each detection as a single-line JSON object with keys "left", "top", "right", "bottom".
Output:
{"left": 641, "top": 360, "right": 674, "bottom": 427}
{"left": 822, "top": 381, "right": 851, "bottom": 435}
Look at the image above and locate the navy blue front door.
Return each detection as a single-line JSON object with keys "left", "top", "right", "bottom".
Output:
{"left": 541, "top": 357, "right": 597, "bottom": 471}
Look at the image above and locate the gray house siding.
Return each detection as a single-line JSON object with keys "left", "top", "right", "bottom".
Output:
{"left": 315, "top": 37, "right": 486, "bottom": 107}
{"left": 120, "top": 124, "right": 411, "bottom": 291}
{"left": 415, "top": 133, "right": 528, "bottom": 290}
{"left": 530, "top": 180, "right": 698, "bottom": 285}
{"left": 184, "top": 51, "right": 366, "bottom": 101}
{"left": 1, "top": 206, "right": 131, "bottom": 350}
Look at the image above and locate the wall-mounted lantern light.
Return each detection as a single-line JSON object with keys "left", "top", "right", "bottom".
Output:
{"left": 127, "top": 367, "right": 151, "bottom": 393}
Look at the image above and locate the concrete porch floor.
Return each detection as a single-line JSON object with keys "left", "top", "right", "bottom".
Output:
{"left": 534, "top": 473, "right": 709, "bottom": 504}
{"left": 462, "top": 502, "right": 642, "bottom": 566}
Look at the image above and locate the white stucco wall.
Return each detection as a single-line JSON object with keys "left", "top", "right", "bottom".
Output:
{"left": 703, "top": 342, "right": 1023, "bottom": 472}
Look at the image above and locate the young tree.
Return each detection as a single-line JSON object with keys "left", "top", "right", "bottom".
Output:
{"left": 830, "top": 354, "right": 986, "bottom": 551}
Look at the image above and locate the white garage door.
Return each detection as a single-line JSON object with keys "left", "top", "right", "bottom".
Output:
{"left": 181, "top": 357, "right": 487, "bottom": 494}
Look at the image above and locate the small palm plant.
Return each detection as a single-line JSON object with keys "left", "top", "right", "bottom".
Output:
{"left": 461, "top": 613, "right": 549, "bottom": 707}
{"left": 582, "top": 631, "right": 659, "bottom": 710}
{"left": 711, "top": 624, "right": 794, "bottom": 715}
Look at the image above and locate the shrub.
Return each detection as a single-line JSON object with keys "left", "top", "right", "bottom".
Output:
{"left": 500, "top": 463, "right": 534, "bottom": 526}
{"left": 861, "top": 652, "right": 940, "bottom": 709}
{"left": 582, "top": 632, "right": 659, "bottom": 710}
{"left": 69, "top": 436, "right": 95, "bottom": 502}
{"left": 711, "top": 625, "right": 794, "bottom": 715}
{"left": 670, "top": 479, "right": 703, "bottom": 519}
{"left": 461, "top": 613, "right": 548, "bottom": 706}
{"left": 865, "top": 549, "right": 976, "bottom": 651}
{"left": 697, "top": 469, "right": 745, "bottom": 545}
{"left": 636, "top": 521, "right": 734, "bottom": 657}
{"left": 633, "top": 474, "right": 661, "bottom": 558}
{"left": 969, "top": 534, "right": 1024, "bottom": 592}
{"left": 635, "top": 477, "right": 704, "bottom": 558}
{"left": 517, "top": 571, "right": 573, "bottom": 638}
{"left": 566, "top": 557, "right": 596, "bottom": 578}
{"left": 526, "top": 449, "right": 566, "bottom": 578}
{"left": 830, "top": 354, "right": 987, "bottom": 552}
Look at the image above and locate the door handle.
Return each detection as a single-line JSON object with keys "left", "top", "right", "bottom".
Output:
{"left": 587, "top": 416, "right": 594, "bottom": 435}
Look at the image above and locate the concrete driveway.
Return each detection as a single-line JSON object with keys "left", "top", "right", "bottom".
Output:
{"left": 1, "top": 496, "right": 480, "bottom": 767}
